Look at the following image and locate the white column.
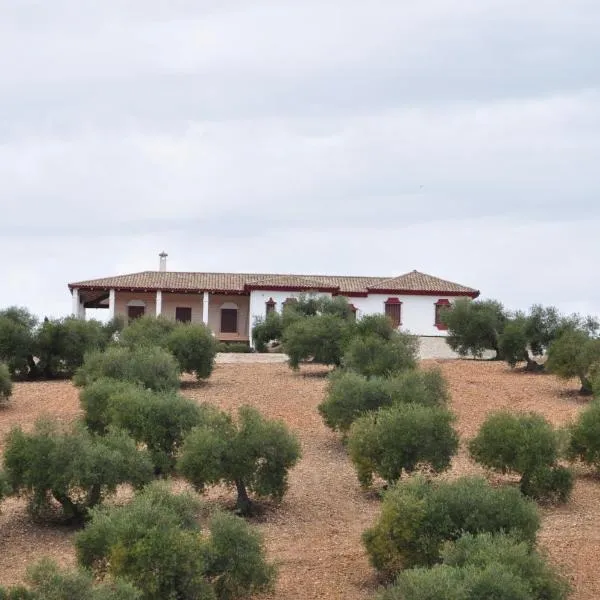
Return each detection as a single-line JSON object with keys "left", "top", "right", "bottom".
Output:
{"left": 72, "top": 288, "right": 80, "bottom": 318}
{"left": 108, "top": 289, "right": 116, "bottom": 320}
{"left": 78, "top": 302, "right": 86, "bottom": 320}
{"left": 156, "top": 290, "right": 163, "bottom": 317}
{"left": 202, "top": 292, "right": 209, "bottom": 325}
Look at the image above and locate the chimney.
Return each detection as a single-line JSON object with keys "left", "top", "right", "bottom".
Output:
{"left": 159, "top": 252, "right": 168, "bottom": 272}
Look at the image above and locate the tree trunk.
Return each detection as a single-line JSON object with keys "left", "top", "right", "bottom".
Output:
{"left": 86, "top": 484, "right": 102, "bottom": 509}
{"left": 235, "top": 480, "right": 253, "bottom": 516}
{"left": 579, "top": 375, "right": 593, "bottom": 396}
{"left": 26, "top": 355, "right": 39, "bottom": 380}
{"left": 51, "top": 490, "right": 85, "bottom": 524}
{"left": 523, "top": 350, "right": 543, "bottom": 372}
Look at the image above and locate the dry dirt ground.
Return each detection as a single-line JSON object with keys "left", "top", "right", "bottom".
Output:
{"left": 0, "top": 360, "right": 599, "bottom": 599}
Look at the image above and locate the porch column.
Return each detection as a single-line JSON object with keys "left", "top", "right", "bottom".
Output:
{"left": 72, "top": 288, "right": 80, "bottom": 318}
{"left": 108, "top": 289, "right": 116, "bottom": 320}
{"left": 202, "top": 292, "right": 209, "bottom": 325}
{"left": 156, "top": 290, "right": 163, "bottom": 316}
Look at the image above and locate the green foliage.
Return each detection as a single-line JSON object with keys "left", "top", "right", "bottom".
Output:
{"left": 354, "top": 314, "right": 397, "bottom": 340}
{"left": 442, "top": 298, "right": 507, "bottom": 359}
{"left": 0, "top": 470, "right": 9, "bottom": 505}
{"left": 119, "top": 315, "right": 177, "bottom": 348}
{"left": 178, "top": 406, "right": 301, "bottom": 515}
{"left": 35, "top": 317, "right": 115, "bottom": 379}
{"left": 166, "top": 323, "right": 217, "bottom": 379}
{"left": 73, "top": 346, "right": 180, "bottom": 392}
{"left": 3, "top": 419, "right": 153, "bottom": 523}
{"left": 498, "top": 316, "right": 531, "bottom": 368}
{"left": 0, "top": 362, "right": 12, "bottom": 401}
{"left": 215, "top": 342, "right": 252, "bottom": 353}
{"left": 342, "top": 332, "right": 419, "bottom": 378}
{"left": 0, "top": 559, "right": 142, "bottom": 600}
{"left": 568, "top": 400, "right": 600, "bottom": 470}
{"left": 362, "top": 476, "right": 540, "bottom": 575}
{"left": 348, "top": 404, "right": 458, "bottom": 487}
{"left": 318, "top": 369, "right": 449, "bottom": 435}
{"left": 107, "top": 387, "right": 205, "bottom": 474}
{"left": 546, "top": 328, "right": 600, "bottom": 394}
{"left": 469, "top": 411, "right": 572, "bottom": 503}
{"left": 75, "top": 482, "right": 274, "bottom": 600}
{"left": 283, "top": 313, "right": 352, "bottom": 369}
{"left": 79, "top": 378, "right": 142, "bottom": 435}
{"left": 382, "top": 533, "right": 569, "bottom": 600}
{"left": 252, "top": 312, "right": 284, "bottom": 353}
{"left": 0, "top": 307, "right": 38, "bottom": 377}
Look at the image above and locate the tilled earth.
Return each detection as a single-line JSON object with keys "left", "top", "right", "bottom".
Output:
{"left": 0, "top": 360, "right": 598, "bottom": 599}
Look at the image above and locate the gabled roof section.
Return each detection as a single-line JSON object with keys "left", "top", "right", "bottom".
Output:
{"left": 68, "top": 270, "right": 479, "bottom": 297}
{"left": 367, "top": 270, "right": 479, "bottom": 296}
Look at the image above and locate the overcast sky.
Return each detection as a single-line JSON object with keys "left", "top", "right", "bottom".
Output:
{"left": 1, "top": 0, "right": 599, "bottom": 321}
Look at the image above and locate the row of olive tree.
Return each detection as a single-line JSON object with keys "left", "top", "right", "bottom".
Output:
{"left": 442, "top": 298, "right": 600, "bottom": 393}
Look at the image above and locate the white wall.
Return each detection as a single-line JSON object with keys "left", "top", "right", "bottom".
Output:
{"left": 349, "top": 294, "right": 454, "bottom": 337}
{"left": 249, "top": 289, "right": 452, "bottom": 339}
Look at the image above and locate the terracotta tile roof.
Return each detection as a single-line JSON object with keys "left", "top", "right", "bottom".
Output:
{"left": 367, "top": 270, "right": 479, "bottom": 294}
{"left": 69, "top": 270, "right": 479, "bottom": 297}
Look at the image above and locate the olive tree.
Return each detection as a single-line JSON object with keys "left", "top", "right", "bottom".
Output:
{"left": 442, "top": 298, "right": 507, "bottom": 359}
{"left": 73, "top": 345, "right": 181, "bottom": 391}
{"left": 342, "top": 332, "right": 419, "bottom": 378}
{"left": 381, "top": 533, "right": 569, "bottom": 600}
{"left": 0, "top": 559, "right": 141, "bottom": 600}
{"left": 282, "top": 313, "right": 352, "bottom": 370}
{"left": 251, "top": 312, "right": 284, "bottom": 352}
{"left": 166, "top": 323, "right": 217, "bottom": 380}
{"left": 546, "top": 328, "right": 600, "bottom": 395}
{"left": 177, "top": 406, "right": 301, "bottom": 515}
{"left": 348, "top": 404, "right": 459, "bottom": 488}
{"left": 3, "top": 419, "right": 153, "bottom": 523}
{"left": 75, "top": 482, "right": 275, "bottom": 600}
{"left": 0, "top": 307, "right": 38, "bottom": 377}
{"left": 469, "top": 412, "right": 573, "bottom": 503}
{"left": 362, "top": 476, "right": 540, "bottom": 575}
{"left": 318, "top": 368, "right": 449, "bottom": 436}
{"left": 568, "top": 400, "right": 600, "bottom": 471}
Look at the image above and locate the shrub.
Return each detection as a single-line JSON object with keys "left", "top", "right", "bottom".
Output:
{"left": 216, "top": 342, "right": 253, "bottom": 353}
{"left": 318, "top": 369, "right": 448, "bottom": 435}
{"left": 252, "top": 312, "right": 284, "bottom": 352}
{"left": 282, "top": 314, "right": 352, "bottom": 369}
{"left": 75, "top": 482, "right": 275, "bottom": 600}
{"left": 0, "top": 363, "right": 12, "bottom": 402}
{"left": 546, "top": 328, "right": 600, "bottom": 395}
{"left": 167, "top": 323, "right": 217, "bottom": 379}
{"left": 0, "top": 559, "right": 141, "bottom": 600}
{"left": 3, "top": 419, "right": 153, "bottom": 523}
{"left": 0, "top": 471, "right": 9, "bottom": 506}
{"left": 348, "top": 404, "right": 459, "bottom": 488}
{"left": 469, "top": 412, "right": 573, "bottom": 503}
{"left": 73, "top": 346, "right": 180, "bottom": 392}
{"left": 382, "top": 533, "right": 569, "bottom": 600}
{"left": 362, "top": 476, "right": 540, "bottom": 575}
{"left": 568, "top": 400, "right": 600, "bottom": 471}
{"left": 343, "top": 333, "right": 419, "bottom": 378}
{"left": 442, "top": 298, "right": 507, "bottom": 359}
{"left": 178, "top": 406, "right": 301, "bottom": 515}
{"left": 107, "top": 387, "right": 205, "bottom": 474}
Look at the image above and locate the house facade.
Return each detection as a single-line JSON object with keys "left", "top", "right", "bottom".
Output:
{"left": 68, "top": 254, "right": 479, "bottom": 347}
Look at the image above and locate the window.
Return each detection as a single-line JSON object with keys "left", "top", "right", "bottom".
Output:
{"left": 434, "top": 299, "right": 451, "bottom": 330}
{"left": 266, "top": 298, "right": 276, "bottom": 316}
{"left": 175, "top": 307, "right": 192, "bottom": 323}
{"left": 127, "top": 305, "right": 145, "bottom": 322}
{"left": 220, "top": 308, "right": 238, "bottom": 333}
{"left": 384, "top": 298, "right": 402, "bottom": 328}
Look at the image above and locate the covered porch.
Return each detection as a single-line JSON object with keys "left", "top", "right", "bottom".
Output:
{"left": 71, "top": 287, "right": 251, "bottom": 343}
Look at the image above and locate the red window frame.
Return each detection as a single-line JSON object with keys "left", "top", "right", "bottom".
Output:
{"left": 384, "top": 298, "right": 402, "bottom": 328}
{"left": 434, "top": 299, "right": 451, "bottom": 330}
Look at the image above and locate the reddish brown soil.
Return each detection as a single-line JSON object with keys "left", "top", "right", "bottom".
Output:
{"left": 0, "top": 361, "right": 598, "bottom": 599}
